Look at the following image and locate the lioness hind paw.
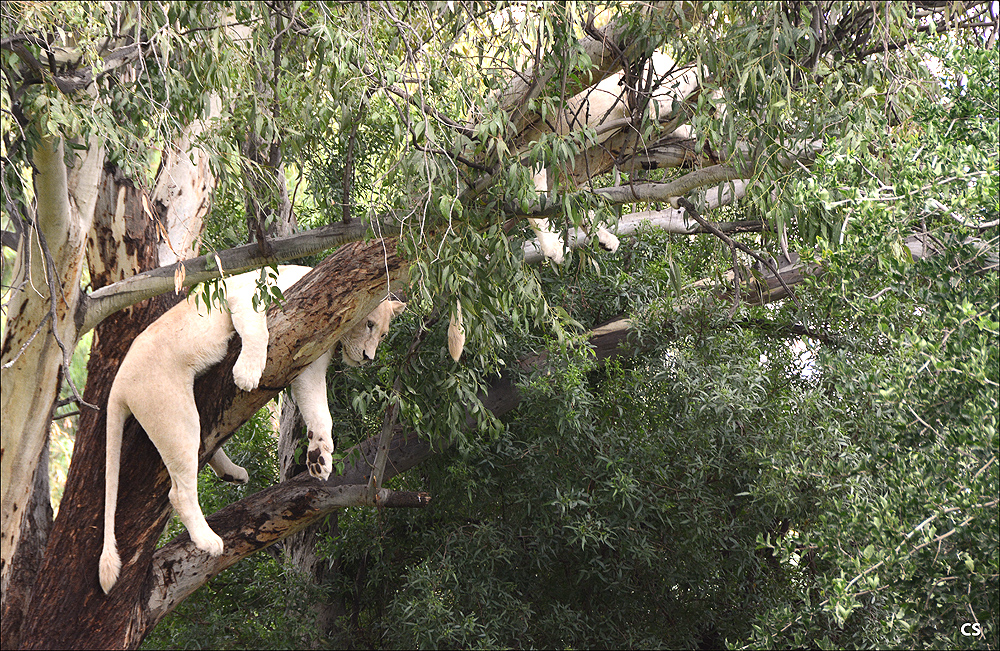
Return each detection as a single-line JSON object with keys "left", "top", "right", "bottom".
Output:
{"left": 192, "top": 530, "right": 225, "bottom": 557}
{"left": 596, "top": 227, "right": 620, "bottom": 252}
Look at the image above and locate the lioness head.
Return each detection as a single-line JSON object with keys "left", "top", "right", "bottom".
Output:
{"left": 341, "top": 300, "right": 406, "bottom": 366}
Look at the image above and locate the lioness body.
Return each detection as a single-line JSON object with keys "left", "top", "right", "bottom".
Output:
{"left": 100, "top": 265, "right": 404, "bottom": 593}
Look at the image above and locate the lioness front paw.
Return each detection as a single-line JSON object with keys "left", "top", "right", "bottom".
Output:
{"left": 191, "top": 529, "right": 225, "bottom": 557}
{"left": 232, "top": 353, "right": 266, "bottom": 391}
{"left": 306, "top": 435, "right": 334, "bottom": 481}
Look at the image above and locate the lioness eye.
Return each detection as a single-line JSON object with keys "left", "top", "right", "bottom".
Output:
{"left": 367, "top": 320, "right": 375, "bottom": 329}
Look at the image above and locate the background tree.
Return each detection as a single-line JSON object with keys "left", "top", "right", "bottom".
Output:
{"left": 1, "top": 1, "right": 996, "bottom": 649}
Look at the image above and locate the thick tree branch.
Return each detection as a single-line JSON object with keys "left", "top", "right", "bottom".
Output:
{"left": 2, "top": 134, "right": 103, "bottom": 593}
{"left": 146, "top": 483, "right": 427, "bottom": 624}
{"left": 522, "top": 180, "right": 753, "bottom": 264}
{"left": 500, "top": 7, "right": 673, "bottom": 136}
{"left": 514, "top": 165, "right": 745, "bottom": 218}
{"left": 79, "top": 169, "right": 745, "bottom": 336}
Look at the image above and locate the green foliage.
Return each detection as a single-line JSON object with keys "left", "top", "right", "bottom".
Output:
{"left": 311, "top": 31, "right": 996, "bottom": 651}
{"left": 742, "top": 43, "right": 999, "bottom": 650}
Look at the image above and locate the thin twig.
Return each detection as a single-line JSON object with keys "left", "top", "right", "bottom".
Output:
{"left": 367, "top": 314, "right": 434, "bottom": 500}
{"left": 676, "top": 197, "right": 802, "bottom": 309}
{"left": 0, "top": 311, "right": 51, "bottom": 368}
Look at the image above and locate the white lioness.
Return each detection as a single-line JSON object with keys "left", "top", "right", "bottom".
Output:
{"left": 99, "top": 265, "right": 404, "bottom": 593}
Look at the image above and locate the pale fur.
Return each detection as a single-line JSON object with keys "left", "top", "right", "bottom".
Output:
{"left": 528, "top": 168, "right": 565, "bottom": 263}
{"left": 99, "top": 265, "right": 404, "bottom": 593}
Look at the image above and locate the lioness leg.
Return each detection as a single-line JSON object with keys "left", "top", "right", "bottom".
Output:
{"left": 208, "top": 446, "right": 249, "bottom": 484}
{"left": 290, "top": 350, "right": 334, "bottom": 480}
{"left": 229, "top": 284, "right": 269, "bottom": 391}
{"left": 133, "top": 392, "right": 224, "bottom": 556}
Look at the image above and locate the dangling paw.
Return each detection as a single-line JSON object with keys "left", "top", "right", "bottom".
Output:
{"left": 595, "top": 226, "right": 620, "bottom": 252}
{"left": 306, "top": 432, "right": 334, "bottom": 481}
{"left": 232, "top": 351, "right": 266, "bottom": 391}
{"left": 536, "top": 231, "right": 565, "bottom": 264}
{"left": 219, "top": 465, "right": 249, "bottom": 484}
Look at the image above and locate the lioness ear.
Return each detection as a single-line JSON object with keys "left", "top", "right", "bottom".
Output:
{"left": 387, "top": 300, "right": 406, "bottom": 318}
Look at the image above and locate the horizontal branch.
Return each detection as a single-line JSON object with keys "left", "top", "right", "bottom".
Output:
{"left": 523, "top": 215, "right": 762, "bottom": 264}
{"left": 514, "top": 165, "right": 745, "bottom": 218}
{"left": 593, "top": 166, "right": 743, "bottom": 204}
{"left": 146, "top": 483, "right": 427, "bottom": 624}
{"left": 522, "top": 180, "right": 752, "bottom": 263}
{"left": 79, "top": 173, "right": 748, "bottom": 335}
{"left": 79, "top": 219, "right": 382, "bottom": 334}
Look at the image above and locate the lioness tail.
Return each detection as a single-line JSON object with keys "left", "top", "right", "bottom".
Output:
{"left": 99, "top": 397, "right": 126, "bottom": 593}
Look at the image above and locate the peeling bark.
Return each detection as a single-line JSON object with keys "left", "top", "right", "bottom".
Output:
{"left": 1, "top": 135, "right": 104, "bottom": 596}
{"left": 151, "top": 96, "right": 221, "bottom": 265}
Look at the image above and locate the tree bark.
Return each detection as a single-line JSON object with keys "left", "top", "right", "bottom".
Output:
{"left": 150, "top": 95, "right": 220, "bottom": 266}
{"left": 277, "top": 390, "right": 345, "bottom": 644}
{"left": 0, "top": 434, "right": 53, "bottom": 651}
{"left": 9, "top": 118, "right": 212, "bottom": 646}
{"left": 1, "top": 135, "right": 104, "bottom": 597}
{"left": 4, "top": 160, "right": 176, "bottom": 650}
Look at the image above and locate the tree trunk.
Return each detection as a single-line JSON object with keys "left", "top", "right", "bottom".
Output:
{"left": 1, "top": 135, "right": 104, "bottom": 597}
{"left": 278, "top": 381, "right": 346, "bottom": 645}
{"left": 151, "top": 95, "right": 219, "bottom": 265}
{"left": 10, "top": 116, "right": 211, "bottom": 647}
{"left": 0, "top": 434, "right": 54, "bottom": 651}
{"left": 6, "top": 160, "right": 174, "bottom": 649}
